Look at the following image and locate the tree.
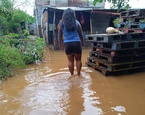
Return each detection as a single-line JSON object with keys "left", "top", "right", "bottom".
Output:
{"left": 0, "top": 0, "right": 35, "bottom": 34}
{"left": 93, "top": 0, "right": 130, "bottom": 11}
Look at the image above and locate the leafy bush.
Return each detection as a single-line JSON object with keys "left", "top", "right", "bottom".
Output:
{"left": 0, "top": 37, "right": 25, "bottom": 80}
{"left": 0, "top": 34, "right": 46, "bottom": 80}
{"left": 20, "top": 37, "right": 46, "bottom": 64}
{"left": 23, "top": 29, "right": 29, "bottom": 37}
{"left": 6, "top": 33, "right": 22, "bottom": 39}
{"left": 6, "top": 33, "right": 46, "bottom": 64}
{"left": 113, "top": 17, "right": 120, "bottom": 27}
{"left": 0, "top": 1, "right": 43, "bottom": 80}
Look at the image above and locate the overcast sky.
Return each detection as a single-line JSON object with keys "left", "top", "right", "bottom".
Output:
{"left": 105, "top": 0, "right": 145, "bottom": 9}
{"left": 128, "top": 0, "right": 145, "bottom": 8}
{"left": 24, "top": 0, "right": 145, "bottom": 16}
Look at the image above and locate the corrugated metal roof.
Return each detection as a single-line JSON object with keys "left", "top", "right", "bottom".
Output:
{"left": 46, "top": 6, "right": 93, "bottom": 11}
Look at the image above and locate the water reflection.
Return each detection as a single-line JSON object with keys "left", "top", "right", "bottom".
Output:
{"left": 79, "top": 72, "right": 104, "bottom": 115}
{"left": 111, "top": 106, "right": 126, "bottom": 113}
{"left": 17, "top": 67, "right": 103, "bottom": 115}
{"left": 1, "top": 48, "right": 145, "bottom": 115}
{"left": 19, "top": 72, "right": 71, "bottom": 115}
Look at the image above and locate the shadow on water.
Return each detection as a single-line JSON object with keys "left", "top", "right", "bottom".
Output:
{"left": 0, "top": 48, "right": 145, "bottom": 115}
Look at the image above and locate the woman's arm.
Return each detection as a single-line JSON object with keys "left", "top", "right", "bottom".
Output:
{"left": 58, "top": 20, "right": 63, "bottom": 48}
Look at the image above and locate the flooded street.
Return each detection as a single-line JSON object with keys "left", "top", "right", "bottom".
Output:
{"left": 0, "top": 47, "right": 145, "bottom": 115}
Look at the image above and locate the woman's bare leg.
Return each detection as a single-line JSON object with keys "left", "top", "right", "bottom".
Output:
{"left": 74, "top": 54, "right": 82, "bottom": 76}
{"left": 66, "top": 53, "right": 74, "bottom": 75}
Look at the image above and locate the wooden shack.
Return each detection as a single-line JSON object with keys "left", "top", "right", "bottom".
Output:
{"left": 41, "top": 7, "right": 92, "bottom": 50}
{"left": 41, "top": 7, "right": 120, "bottom": 50}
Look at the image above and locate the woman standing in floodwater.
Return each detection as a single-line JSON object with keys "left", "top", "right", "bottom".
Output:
{"left": 58, "top": 8, "right": 84, "bottom": 76}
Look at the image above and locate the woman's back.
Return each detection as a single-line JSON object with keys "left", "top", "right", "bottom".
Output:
{"left": 62, "top": 20, "right": 80, "bottom": 43}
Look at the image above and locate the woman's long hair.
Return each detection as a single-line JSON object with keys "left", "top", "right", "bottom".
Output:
{"left": 62, "top": 8, "right": 76, "bottom": 32}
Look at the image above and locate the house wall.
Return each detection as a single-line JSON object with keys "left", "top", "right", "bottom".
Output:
{"left": 35, "top": 0, "right": 50, "bottom": 6}
{"left": 28, "top": 23, "right": 36, "bottom": 35}
{"left": 68, "top": 0, "right": 87, "bottom": 7}
{"left": 34, "top": 6, "right": 45, "bottom": 36}
{"left": 35, "top": 0, "right": 105, "bottom": 7}
{"left": 34, "top": 0, "right": 50, "bottom": 36}
{"left": 50, "top": 0, "right": 68, "bottom": 6}
{"left": 91, "top": 13, "right": 111, "bottom": 34}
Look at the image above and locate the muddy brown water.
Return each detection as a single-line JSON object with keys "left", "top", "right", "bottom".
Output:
{"left": 0, "top": 48, "right": 145, "bottom": 115}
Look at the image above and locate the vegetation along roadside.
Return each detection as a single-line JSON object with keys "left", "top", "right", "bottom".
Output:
{"left": 0, "top": 0, "right": 46, "bottom": 80}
